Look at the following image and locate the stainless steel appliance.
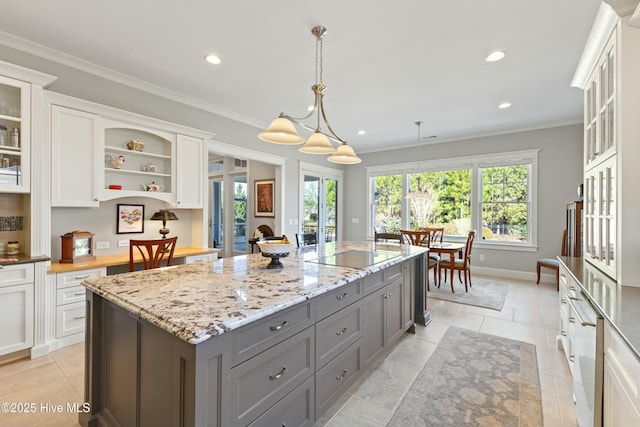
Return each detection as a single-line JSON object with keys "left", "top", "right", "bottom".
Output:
{"left": 567, "top": 286, "right": 604, "bottom": 427}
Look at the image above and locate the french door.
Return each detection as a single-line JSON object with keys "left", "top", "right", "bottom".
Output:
{"left": 301, "top": 163, "right": 342, "bottom": 243}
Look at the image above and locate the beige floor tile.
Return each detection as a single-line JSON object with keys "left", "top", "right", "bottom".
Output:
{"left": 514, "top": 306, "right": 559, "bottom": 329}
{"left": 539, "top": 373, "right": 562, "bottom": 419}
{"left": 323, "top": 395, "right": 388, "bottom": 427}
{"left": 537, "top": 346, "right": 572, "bottom": 380}
{"left": 479, "top": 316, "right": 549, "bottom": 347}
{"left": 457, "top": 303, "right": 515, "bottom": 321}
{"left": 555, "top": 377, "right": 578, "bottom": 425}
{"left": 426, "top": 304, "right": 485, "bottom": 331}
{"left": 413, "top": 320, "right": 449, "bottom": 344}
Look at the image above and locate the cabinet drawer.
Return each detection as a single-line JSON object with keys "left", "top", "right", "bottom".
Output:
{"left": 247, "top": 376, "right": 315, "bottom": 427}
{"left": 363, "top": 270, "right": 384, "bottom": 295}
{"left": 230, "top": 301, "right": 314, "bottom": 366}
{"left": 57, "top": 285, "right": 86, "bottom": 306}
{"left": 56, "top": 301, "right": 86, "bottom": 338}
{"left": 229, "top": 327, "right": 314, "bottom": 427}
{"left": 0, "top": 263, "right": 34, "bottom": 287}
{"left": 56, "top": 268, "right": 105, "bottom": 289}
{"left": 385, "top": 262, "right": 403, "bottom": 284}
{"left": 315, "top": 340, "right": 362, "bottom": 416}
{"left": 316, "top": 300, "right": 363, "bottom": 369}
{"left": 316, "top": 280, "right": 362, "bottom": 320}
{"left": 185, "top": 253, "right": 216, "bottom": 264}
{"left": 605, "top": 323, "right": 640, "bottom": 401}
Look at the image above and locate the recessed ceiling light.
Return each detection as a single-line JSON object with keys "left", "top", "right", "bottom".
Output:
{"left": 358, "top": 130, "right": 366, "bottom": 135}
{"left": 485, "top": 50, "right": 506, "bottom": 62}
{"left": 498, "top": 102, "right": 512, "bottom": 109}
{"left": 205, "top": 54, "right": 221, "bottom": 65}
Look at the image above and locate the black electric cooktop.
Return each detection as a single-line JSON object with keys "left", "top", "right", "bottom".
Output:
{"left": 307, "top": 250, "right": 400, "bottom": 269}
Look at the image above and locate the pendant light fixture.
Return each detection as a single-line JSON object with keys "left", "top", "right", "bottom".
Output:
{"left": 406, "top": 121, "right": 430, "bottom": 200}
{"left": 258, "top": 26, "right": 361, "bottom": 165}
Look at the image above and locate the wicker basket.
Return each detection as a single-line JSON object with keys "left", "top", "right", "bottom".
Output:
{"left": 126, "top": 139, "right": 144, "bottom": 152}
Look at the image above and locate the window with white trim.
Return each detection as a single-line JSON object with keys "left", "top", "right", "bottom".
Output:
{"left": 366, "top": 150, "right": 538, "bottom": 249}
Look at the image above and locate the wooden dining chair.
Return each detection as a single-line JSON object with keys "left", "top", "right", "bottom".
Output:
{"left": 400, "top": 229, "right": 437, "bottom": 290}
{"left": 400, "top": 229, "right": 429, "bottom": 246}
{"left": 438, "top": 230, "right": 476, "bottom": 293}
{"left": 129, "top": 236, "right": 178, "bottom": 272}
{"left": 536, "top": 229, "right": 568, "bottom": 291}
{"left": 423, "top": 227, "right": 445, "bottom": 285}
{"left": 296, "top": 233, "right": 317, "bottom": 247}
{"left": 374, "top": 231, "right": 402, "bottom": 243}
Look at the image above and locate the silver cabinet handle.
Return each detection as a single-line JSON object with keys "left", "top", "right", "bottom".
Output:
{"left": 336, "top": 292, "right": 348, "bottom": 300}
{"left": 384, "top": 292, "right": 391, "bottom": 299}
{"left": 74, "top": 315, "right": 86, "bottom": 320}
{"left": 74, "top": 275, "right": 90, "bottom": 280}
{"left": 269, "top": 321, "right": 288, "bottom": 331}
{"left": 74, "top": 292, "right": 85, "bottom": 296}
{"left": 569, "top": 317, "right": 575, "bottom": 323}
{"left": 561, "top": 331, "right": 567, "bottom": 336}
{"left": 336, "top": 370, "right": 348, "bottom": 380}
{"left": 569, "top": 355, "right": 575, "bottom": 362}
{"left": 336, "top": 327, "right": 348, "bottom": 336}
{"left": 269, "top": 366, "right": 287, "bottom": 380}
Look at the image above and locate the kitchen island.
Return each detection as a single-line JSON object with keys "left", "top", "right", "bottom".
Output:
{"left": 80, "top": 241, "right": 428, "bottom": 427}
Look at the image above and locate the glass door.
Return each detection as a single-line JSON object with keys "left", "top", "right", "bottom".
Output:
{"left": 302, "top": 171, "right": 340, "bottom": 243}
{"left": 209, "top": 177, "right": 223, "bottom": 251}
{"left": 233, "top": 175, "right": 247, "bottom": 254}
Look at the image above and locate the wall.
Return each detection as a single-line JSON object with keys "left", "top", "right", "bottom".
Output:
{"left": 343, "top": 124, "right": 584, "bottom": 277}
{"left": 50, "top": 198, "right": 193, "bottom": 261}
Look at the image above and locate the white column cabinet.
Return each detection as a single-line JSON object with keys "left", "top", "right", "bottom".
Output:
{"left": 0, "top": 74, "right": 31, "bottom": 193}
{"left": 51, "top": 105, "right": 100, "bottom": 207}
{"left": 0, "top": 263, "right": 34, "bottom": 356}
{"left": 575, "top": 6, "right": 640, "bottom": 284}
{"left": 176, "top": 134, "right": 205, "bottom": 208}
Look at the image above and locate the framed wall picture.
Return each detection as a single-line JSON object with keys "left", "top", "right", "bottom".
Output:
{"left": 117, "top": 204, "right": 145, "bottom": 234}
{"left": 254, "top": 179, "right": 275, "bottom": 217}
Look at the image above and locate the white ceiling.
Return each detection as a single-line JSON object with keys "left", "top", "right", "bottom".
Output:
{"left": 0, "top": 0, "right": 602, "bottom": 153}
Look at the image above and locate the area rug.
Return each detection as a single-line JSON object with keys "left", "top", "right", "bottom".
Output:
{"left": 427, "top": 277, "right": 508, "bottom": 311}
{"left": 388, "top": 327, "right": 543, "bottom": 427}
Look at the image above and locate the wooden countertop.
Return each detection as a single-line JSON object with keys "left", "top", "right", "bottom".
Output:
{"left": 48, "top": 247, "right": 219, "bottom": 274}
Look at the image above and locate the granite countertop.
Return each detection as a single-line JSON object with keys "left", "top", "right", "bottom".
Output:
{"left": 0, "top": 254, "right": 50, "bottom": 266}
{"left": 82, "top": 241, "right": 426, "bottom": 345}
{"left": 559, "top": 257, "right": 640, "bottom": 360}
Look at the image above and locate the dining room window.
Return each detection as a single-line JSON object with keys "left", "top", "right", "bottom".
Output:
{"left": 371, "top": 173, "right": 403, "bottom": 234}
{"left": 367, "top": 149, "right": 538, "bottom": 249}
{"left": 407, "top": 169, "right": 471, "bottom": 237}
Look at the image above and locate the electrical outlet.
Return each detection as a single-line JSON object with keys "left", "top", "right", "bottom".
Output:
{"left": 118, "top": 240, "right": 129, "bottom": 248}
{"left": 95, "top": 241, "right": 109, "bottom": 250}
{"left": 479, "top": 254, "right": 485, "bottom": 262}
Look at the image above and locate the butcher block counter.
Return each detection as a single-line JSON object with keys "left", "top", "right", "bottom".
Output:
{"left": 80, "top": 241, "right": 428, "bottom": 427}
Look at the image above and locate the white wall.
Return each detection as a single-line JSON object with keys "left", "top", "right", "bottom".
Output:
{"left": 344, "top": 124, "right": 584, "bottom": 277}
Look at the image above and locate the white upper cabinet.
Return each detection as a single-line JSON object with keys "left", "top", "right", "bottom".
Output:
{"left": 51, "top": 105, "right": 100, "bottom": 207}
{"left": 0, "top": 74, "right": 30, "bottom": 193}
{"left": 47, "top": 93, "right": 211, "bottom": 208}
{"left": 176, "top": 134, "right": 205, "bottom": 208}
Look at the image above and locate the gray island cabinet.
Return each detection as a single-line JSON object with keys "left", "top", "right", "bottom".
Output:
{"left": 80, "top": 242, "right": 428, "bottom": 427}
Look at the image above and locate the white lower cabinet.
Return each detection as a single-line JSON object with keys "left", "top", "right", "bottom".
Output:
{"left": 0, "top": 263, "right": 34, "bottom": 356}
{"left": 603, "top": 322, "right": 640, "bottom": 427}
{"left": 54, "top": 268, "right": 106, "bottom": 347}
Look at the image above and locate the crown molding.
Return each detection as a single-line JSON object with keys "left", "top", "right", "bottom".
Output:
{"left": 0, "top": 31, "right": 264, "bottom": 129}
{"left": 604, "top": 0, "right": 640, "bottom": 16}
{"left": 0, "top": 59, "right": 56, "bottom": 87}
{"left": 630, "top": 3, "right": 640, "bottom": 27}
{"left": 571, "top": 2, "right": 620, "bottom": 89}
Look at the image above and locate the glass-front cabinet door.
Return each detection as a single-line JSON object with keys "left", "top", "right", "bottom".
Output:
{"left": 584, "top": 156, "right": 616, "bottom": 279}
{"left": 0, "top": 74, "right": 30, "bottom": 192}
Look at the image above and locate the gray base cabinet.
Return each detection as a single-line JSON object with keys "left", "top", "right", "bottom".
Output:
{"left": 82, "top": 259, "right": 420, "bottom": 427}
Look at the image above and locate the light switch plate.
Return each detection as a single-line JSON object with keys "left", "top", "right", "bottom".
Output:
{"left": 117, "top": 240, "right": 129, "bottom": 248}
{"left": 96, "top": 241, "right": 109, "bottom": 250}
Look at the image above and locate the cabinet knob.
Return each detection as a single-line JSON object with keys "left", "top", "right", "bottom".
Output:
{"left": 335, "top": 370, "right": 348, "bottom": 381}
{"left": 336, "top": 292, "right": 348, "bottom": 300}
{"left": 336, "top": 327, "right": 348, "bottom": 336}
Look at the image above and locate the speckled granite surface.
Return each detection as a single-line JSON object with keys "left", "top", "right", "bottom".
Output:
{"left": 559, "top": 257, "right": 640, "bottom": 360}
{"left": 82, "top": 241, "right": 426, "bottom": 344}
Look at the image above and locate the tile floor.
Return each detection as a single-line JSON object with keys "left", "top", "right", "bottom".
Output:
{"left": 0, "top": 275, "right": 576, "bottom": 427}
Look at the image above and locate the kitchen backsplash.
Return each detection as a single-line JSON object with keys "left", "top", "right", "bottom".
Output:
{"left": 0, "top": 193, "right": 25, "bottom": 254}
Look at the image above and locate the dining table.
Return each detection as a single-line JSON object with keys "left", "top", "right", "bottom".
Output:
{"left": 428, "top": 242, "right": 466, "bottom": 288}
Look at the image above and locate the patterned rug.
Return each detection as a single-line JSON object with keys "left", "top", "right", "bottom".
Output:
{"left": 388, "top": 327, "right": 543, "bottom": 427}
{"left": 427, "top": 276, "right": 508, "bottom": 311}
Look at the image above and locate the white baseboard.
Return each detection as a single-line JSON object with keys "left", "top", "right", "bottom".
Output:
{"left": 471, "top": 266, "right": 557, "bottom": 284}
